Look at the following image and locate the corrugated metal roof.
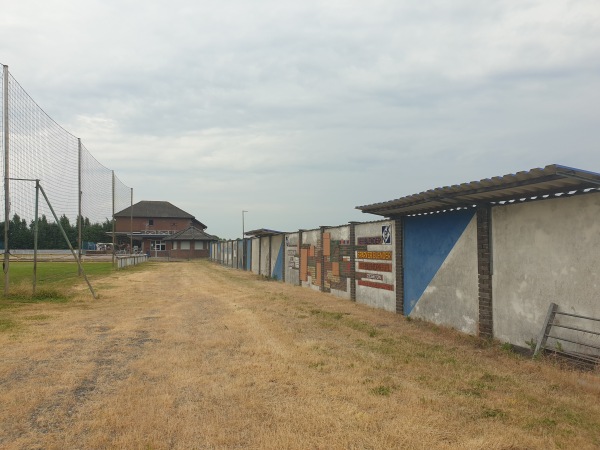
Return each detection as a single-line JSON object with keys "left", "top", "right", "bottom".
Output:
{"left": 356, "top": 164, "right": 600, "bottom": 217}
{"left": 163, "top": 226, "right": 218, "bottom": 241}
{"left": 244, "top": 228, "right": 284, "bottom": 237}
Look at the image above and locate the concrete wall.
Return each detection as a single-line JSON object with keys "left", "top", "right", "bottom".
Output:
{"left": 324, "top": 226, "right": 351, "bottom": 300}
{"left": 301, "top": 229, "right": 321, "bottom": 291}
{"left": 251, "top": 238, "right": 260, "bottom": 274}
{"left": 236, "top": 240, "right": 244, "bottom": 269}
{"left": 245, "top": 239, "right": 252, "bottom": 271}
{"left": 355, "top": 221, "right": 396, "bottom": 312}
{"left": 260, "top": 237, "right": 270, "bottom": 276}
{"left": 210, "top": 191, "right": 600, "bottom": 358}
{"left": 284, "top": 233, "right": 300, "bottom": 286}
{"left": 231, "top": 240, "right": 238, "bottom": 268}
{"left": 270, "top": 234, "right": 285, "bottom": 281}
{"left": 404, "top": 210, "right": 479, "bottom": 335}
{"left": 492, "top": 193, "right": 600, "bottom": 351}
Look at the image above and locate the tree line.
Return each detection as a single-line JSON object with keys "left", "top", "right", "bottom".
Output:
{"left": 1, "top": 214, "right": 112, "bottom": 250}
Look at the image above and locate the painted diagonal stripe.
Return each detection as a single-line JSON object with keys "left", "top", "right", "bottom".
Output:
{"left": 403, "top": 209, "right": 475, "bottom": 315}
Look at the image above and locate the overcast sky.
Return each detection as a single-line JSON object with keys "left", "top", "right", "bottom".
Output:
{"left": 2, "top": 0, "right": 599, "bottom": 238}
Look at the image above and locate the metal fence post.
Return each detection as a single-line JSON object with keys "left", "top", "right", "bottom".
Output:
{"left": 534, "top": 302, "right": 558, "bottom": 357}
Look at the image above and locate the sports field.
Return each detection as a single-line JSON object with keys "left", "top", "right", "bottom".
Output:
{"left": 0, "top": 260, "right": 598, "bottom": 449}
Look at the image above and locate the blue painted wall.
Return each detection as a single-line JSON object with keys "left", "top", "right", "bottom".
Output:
{"left": 246, "top": 239, "right": 252, "bottom": 271}
{"left": 403, "top": 209, "right": 475, "bottom": 315}
{"left": 272, "top": 241, "right": 284, "bottom": 281}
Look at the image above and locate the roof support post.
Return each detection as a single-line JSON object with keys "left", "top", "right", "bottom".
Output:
{"left": 349, "top": 222, "right": 357, "bottom": 301}
{"left": 3, "top": 65, "right": 10, "bottom": 296}
{"left": 393, "top": 217, "right": 404, "bottom": 315}
{"left": 320, "top": 226, "right": 327, "bottom": 293}
{"left": 477, "top": 206, "right": 494, "bottom": 338}
{"left": 268, "top": 235, "right": 272, "bottom": 277}
{"left": 297, "top": 230, "right": 303, "bottom": 286}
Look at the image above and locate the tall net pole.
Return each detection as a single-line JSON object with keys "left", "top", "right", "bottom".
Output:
{"left": 33, "top": 180, "right": 39, "bottom": 293}
{"left": 77, "top": 138, "right": 82, "bottom": 275}
{"left": 0, "top": 67, "right": 134, "bottom": 297}
{"left": 3, "top": 65, "right": 10, "bottom": 296}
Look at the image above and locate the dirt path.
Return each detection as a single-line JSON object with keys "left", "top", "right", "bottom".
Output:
{"left": 0, "top": 261, "right": 599, "bottom": 449}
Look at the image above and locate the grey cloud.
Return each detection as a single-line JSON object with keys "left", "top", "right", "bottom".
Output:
{"left": 2, "top": 0, "right": 600, "bottom": 238}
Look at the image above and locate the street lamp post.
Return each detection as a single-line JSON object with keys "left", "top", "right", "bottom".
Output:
{"left": 242, "top": 210, "right": 248, "bottom": 270}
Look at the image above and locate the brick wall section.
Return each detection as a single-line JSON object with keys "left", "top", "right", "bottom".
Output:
{"left": 477, "top": 206, "right": 493, "bottom": 338}
{"left": 297, "top": 230, "right": 304, "bottom": 286}
{"left": 319, "top": 227, "right": 327, "bottom": 292}
{"left": 169, "top": 249, "right": 210, "bottom": 259}
{"left": 349, "top": 222, "right": 357, "bottom": 301}
{"left": 393, "top": 218, "right": 404, "bottom": 315}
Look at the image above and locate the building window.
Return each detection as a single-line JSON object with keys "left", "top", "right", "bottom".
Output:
{"left": 196, "top": 241, "right": 204, "bottom": 250}
{"left": 148, "top": 219, "right": 154, "bottom": 226}
{"left": 181, "top": 241, "right": 190, "bottom": 250}
{"left": 172, "top": 241, "right": 178, "bottom": 250}
{"left": 150, "top": 240, "right": 165, "bottom": 251}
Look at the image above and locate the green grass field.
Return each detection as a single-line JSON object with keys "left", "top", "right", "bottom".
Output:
{"left": 0, "top": 261, "right": 115, "bottom": 303}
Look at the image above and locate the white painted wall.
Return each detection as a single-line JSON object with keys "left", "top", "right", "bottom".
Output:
{"left": 355, "top": 221, "right": 396, "bottom": 312}
{"left": 492, "top": 193, "right": 600, "bottom": 352}
{"left": 260, "top": 237, "right": 270, "bottom": 276}
{"left": 284, "top": 233, "right": 300, "bottom": 285}
{"left": 251, "top": 238, "right": 260, "bottom": 274}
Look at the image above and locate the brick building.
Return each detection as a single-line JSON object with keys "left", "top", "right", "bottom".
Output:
{"left": 114, "top": 201, "right": 217, "bottom": 258}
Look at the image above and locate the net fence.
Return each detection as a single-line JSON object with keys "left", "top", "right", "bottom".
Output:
{"left": 0, "top": 65, "right": 133, "bottom": 254}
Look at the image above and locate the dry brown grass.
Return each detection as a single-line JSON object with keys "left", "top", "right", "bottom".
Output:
{"left": 0, "top": 260, "right": 599, "bottom": 449}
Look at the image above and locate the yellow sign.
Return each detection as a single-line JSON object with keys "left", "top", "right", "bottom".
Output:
{"left": 356, "top": 251, "right": 392, "bottom": 260}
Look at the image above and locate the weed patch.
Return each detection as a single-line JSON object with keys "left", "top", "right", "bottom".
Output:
{"left": 310, "top": 309, "right": 344, "bottom": 320}
{"left": 370, "top": 385, "right": 394, "bottom": 396}
{"left": 24, "top": 314, "right": 51, "bottom": 321}
{"left": 0, "top": 318, "right": 16, "bottom": 332}
{"left": 481, "top": 407, "right": 506, "bottom": 419}
{"left": 345, "top": 317, "right": 378, "bottom": 337}
{"left": 4, "top": 288, "right": 68, "bottom": 303}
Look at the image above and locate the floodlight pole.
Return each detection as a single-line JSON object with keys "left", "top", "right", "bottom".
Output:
{"left": 111, "top": 170, "right": 115, "bottom": 265}
{"left": 3, "top": 65, "right": 10, "bottom": 296}
{"left": 242, "top": 210, "right": 248, "bottom": 270}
